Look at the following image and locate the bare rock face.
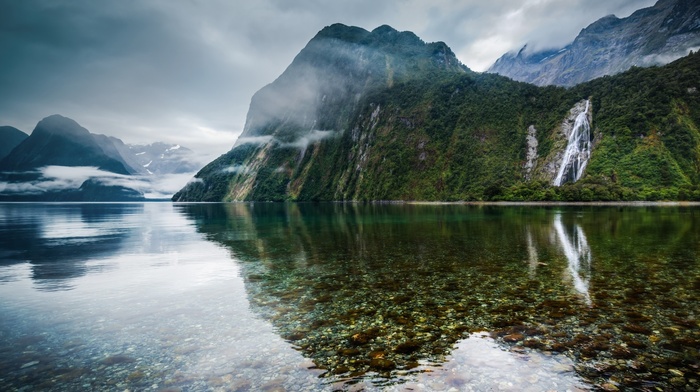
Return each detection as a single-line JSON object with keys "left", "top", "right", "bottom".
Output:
{"left": 489, "top": 0, "right": 700, "bottom": 86}
{"left": 523, "top": 125, "right": 538, "bottom": 180}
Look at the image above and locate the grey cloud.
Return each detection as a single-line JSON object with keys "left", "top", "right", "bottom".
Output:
{"left": 235, "top": 130, "right": 338, "bottom": 150}
{"left": 0, "top": 0, "right": 247, "bottom": 157}
{"left": 235, "top": 136, "right": 275, "bottom": 147}
{"left": 640, "top": 45, "right": 700, "bottom": 66}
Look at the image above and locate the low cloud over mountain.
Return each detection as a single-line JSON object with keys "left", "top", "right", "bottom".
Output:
{"left": 0, "top": 115, "right": 203, "bottom": 200}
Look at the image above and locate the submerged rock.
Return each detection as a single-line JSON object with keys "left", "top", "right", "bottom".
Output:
{"left": 99, "top": 355, "right": 135, "bottom": 366}
{"left": 369, "top": 358, "right": 395, "bottom": 371}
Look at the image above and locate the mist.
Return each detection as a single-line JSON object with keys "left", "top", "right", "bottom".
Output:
{"left": 0, "top": 166, "right": 198, "bottom": 199}
{"left": 238, "top": 32, "right": 417, "bottom": 156}
{"left": 234, "top": 135, "right": 274, "bottom": 147}
{"left": 222, "top": 165, "right": 250, "bottom": 174}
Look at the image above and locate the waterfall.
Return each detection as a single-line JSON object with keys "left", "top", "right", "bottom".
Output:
{"left": 553, "top": 100, "right": 591, "bottom": 186}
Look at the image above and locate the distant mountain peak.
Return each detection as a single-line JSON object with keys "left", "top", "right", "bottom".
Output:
{"left": 34, "top": 114, "right": 92, "bottom": 138}
{"left": 126, "top": 142, "right": 199, "bottom": 175}
{"left": 37, "top": 114, "right": 80, "bottom": 129}
{"left": 488, "top": 0, "right": 700, "bottom": 86}
{"left": 371, "top": 24, "right": 398, "bottom": 34}
{"left": 312, "top": 23, "right": 427, "bottom": 50}
{"left": 313, "top": 23, "right": 369, "bottom": 42}
{"left": 370, "top": 24, "right": 422, "bottom": 43}
{"left": 0, "top": 115, "right": 132, "bottom": 175}
{"left": 581, "top": 14, "right": 621, "bottom": 34}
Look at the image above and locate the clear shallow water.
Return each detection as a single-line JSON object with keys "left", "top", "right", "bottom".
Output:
{"left": 0, "top": 203, "right": 698, "bottom": 391}
{"left": 0, "top": 203, "right": 322, "bottom": 391}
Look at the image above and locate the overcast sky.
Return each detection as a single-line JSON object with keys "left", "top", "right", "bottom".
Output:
{"left": 0, "top": 0, "right": 656, "bottom": 161}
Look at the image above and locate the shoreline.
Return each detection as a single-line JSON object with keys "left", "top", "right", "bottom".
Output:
{"left": 404, "top": 200, "right": 700, "bottom": 206}
{"left": 3, "top": 200, "right": 700, "bottom": 207}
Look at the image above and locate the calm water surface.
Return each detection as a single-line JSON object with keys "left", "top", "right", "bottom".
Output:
{"left": 0, "top": 203, "right": 698, "bottom": 391}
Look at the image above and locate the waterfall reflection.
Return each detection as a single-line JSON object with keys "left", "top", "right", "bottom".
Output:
{"left": 525, "top": 227, "right": 539, "bottom": 278}
{"left": 552, "top": 214, "right": 592, "bottom": 306}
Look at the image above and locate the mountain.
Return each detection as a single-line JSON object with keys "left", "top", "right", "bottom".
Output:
{"left": 174, "top": 23, "right": 470, "bottom": 201}
{"left": 0, "top": 115, "right": 204, "bottom": 201}
{"left": 488, "top": 0, "right": 700, "bottom": 86}
{"left": 0, "top": 115, "right": 144, "bottom": 201}
{"left": 0, "top": 126, "right": 28, "bottom": 160}
{"left": 92, "top": 134, "right": 144, "bottom": 175}
{"left": 0, "top": 114, "right": 133, "bottom": 175}
{"left": 174, "top": 23, "right": 700, "bottom": 202}
{"left": 127, "top": 142, "right": 200, "bottom": 175}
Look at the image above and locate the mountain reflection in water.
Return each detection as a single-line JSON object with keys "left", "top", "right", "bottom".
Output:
{"left": 179, "top": 203, "right": 699, "bottom": 390}
{"left": 0, "top": 203, "right": 140, "bottom": 290}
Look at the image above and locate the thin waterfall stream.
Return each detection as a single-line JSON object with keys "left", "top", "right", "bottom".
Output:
{"left": 554, "top": 100, "right": 591, "bottom": 186}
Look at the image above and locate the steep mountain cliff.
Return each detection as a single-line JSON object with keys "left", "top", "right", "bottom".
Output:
{"left": 489, "top": 0, "right": 700, "bottom": 86}
{"left": 174, "top": 24, "right": 700, "bottom": 202}
{"left": 174, "top": 24, "right": 468, "bottom": 201}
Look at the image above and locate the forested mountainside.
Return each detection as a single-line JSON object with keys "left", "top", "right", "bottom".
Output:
{"left": 174, "top": 23, "right": 700, "bottom": 202}
{"left": 489, "top": 0, "right": 700, "bottom": 86}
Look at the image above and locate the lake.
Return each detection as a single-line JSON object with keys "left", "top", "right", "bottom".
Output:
{"left": 0, "top": 202, "right": 698, "bottom": 391}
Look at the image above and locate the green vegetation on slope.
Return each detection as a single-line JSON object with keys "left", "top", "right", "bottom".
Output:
{"left": 568, "top": 55, "right": 700, "bottom": 200}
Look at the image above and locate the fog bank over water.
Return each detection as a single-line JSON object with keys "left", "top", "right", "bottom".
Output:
{"left": 0, "top": 166, "right": 197, "bottom": 199}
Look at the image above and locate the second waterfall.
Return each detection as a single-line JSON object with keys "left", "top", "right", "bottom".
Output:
{"left": 553, "top": 100, "right": 592, "bottom": 186}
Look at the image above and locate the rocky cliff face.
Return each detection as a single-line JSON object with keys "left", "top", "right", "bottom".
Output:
{"left": 534, "top": 100, "right": 595, "bottom": 184}
{"left": 489, "top": 0, "right": 700, "bottom": 86}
